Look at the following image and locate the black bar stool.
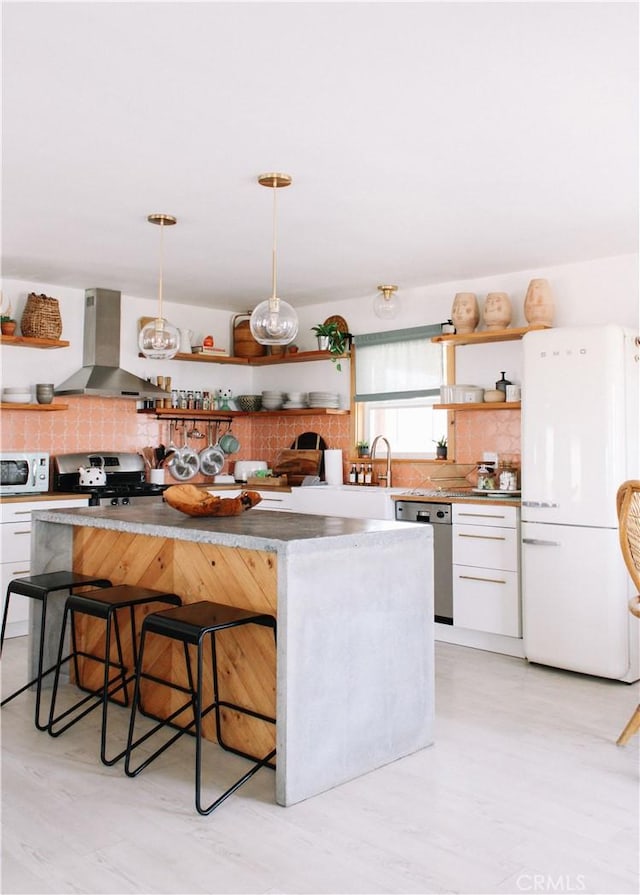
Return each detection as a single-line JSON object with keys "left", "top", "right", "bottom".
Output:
{"left": 47, "top": 584, "right": 181, "bottom": 765}
{"left": 124, "top": 600, "right": 277, "bottom": 815}
{"left": 1, "top": 571, "right": 112, "bottom": 729}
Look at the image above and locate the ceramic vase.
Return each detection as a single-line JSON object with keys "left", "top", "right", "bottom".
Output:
{"left": 524, "top": 278, "right": 554, "bottom": 326}
{"left": 451, "top": 293, "right": 479, "bottom": 334}
{"left": 482, "top": 292, "right": 512, "bottom": 330}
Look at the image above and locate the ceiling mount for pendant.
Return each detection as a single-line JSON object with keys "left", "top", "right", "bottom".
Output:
{"left": 257, "top": 173, "right": 292, "bottom": 190}
{"left": 250, "top": 172, "right": 299, "bottom": 346}
{"left": 138, "top": 213, "right": 180, "bottom": 360}
{"left": 374, "top": 284, "right": 399, "bottom": 319}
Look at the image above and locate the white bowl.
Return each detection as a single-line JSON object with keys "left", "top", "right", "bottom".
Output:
{"left": 3, "top": 388, "right": 31, "bottom": 403}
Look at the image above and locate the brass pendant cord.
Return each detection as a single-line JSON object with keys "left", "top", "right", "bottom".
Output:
{"left": 157, "top": 218, "right": 165, "bottom": 323}
{"left": 270, "top": 178, "right": 279, "bottom": 307}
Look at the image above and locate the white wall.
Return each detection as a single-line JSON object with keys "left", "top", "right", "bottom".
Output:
{"left": 2, "top": 253, "right": 637, "bottom": 395}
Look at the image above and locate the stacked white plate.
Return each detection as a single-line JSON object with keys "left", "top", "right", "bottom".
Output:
{"left": 283, "top": 391, "right": 308, "bottom": 409}
{"left": 308, "top": 391, "right": 340, "bottom": 409}
{"left": 262, "top": 390, "right": 285, "bottom": 410}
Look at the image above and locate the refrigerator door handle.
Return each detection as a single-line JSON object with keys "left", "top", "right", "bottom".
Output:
{"left": 522, "top": 537, "right": 561, "bottom": 547}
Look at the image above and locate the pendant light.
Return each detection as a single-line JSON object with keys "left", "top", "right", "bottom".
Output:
{"left": 373, "top": 284, "right": 399, "bottom": 320}
{"left": 138, "top": 214, "right": 180, "bottom": 359}
{"left": 249, "top": 173, "right": 299, "bottom": 345}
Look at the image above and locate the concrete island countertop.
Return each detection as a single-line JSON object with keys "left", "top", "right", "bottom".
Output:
{"left": 31, "top": 501, "right": 417, "bottom": 553}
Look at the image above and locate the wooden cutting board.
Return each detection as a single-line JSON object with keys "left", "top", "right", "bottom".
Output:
{"left": 272, "top": 449, "right": 322, "bottom": 483}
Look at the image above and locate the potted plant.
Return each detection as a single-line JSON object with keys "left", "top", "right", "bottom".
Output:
{"left": 1, "top": 315, "right": 17, "bottom": 336}
{"left": 356, "top": 440, "right": 369, "bottom": 458}
{"left": 434, "top": 436, "right": 448, "bottom": 460}
{"left": 311, "top": 322, "right": 348, "bottom": 371}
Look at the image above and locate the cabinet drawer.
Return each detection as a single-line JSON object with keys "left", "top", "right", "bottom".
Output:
{"left": 1, "top": 561, "right": 33, "bottom": 637}
{"left": 0, "top": 504, "right": 36, "bottom": 524}
{"left": 453, "top": 504, "right": 518, "bottom": 527}
{"left": 1, "top": 521, "right": 32, "bottom": 562}
{"left": 0, "top": 497, "right": 89, "bottom": 524}
{"left": 453, "top": 523, "right": 518, "bottom": 571}
{"left": 453, "top": 565, "right": 521, "bottom": 637}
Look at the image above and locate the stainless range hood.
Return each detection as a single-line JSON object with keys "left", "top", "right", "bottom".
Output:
{"left": 55, "top": 288, "right": 170, "bottom": 399}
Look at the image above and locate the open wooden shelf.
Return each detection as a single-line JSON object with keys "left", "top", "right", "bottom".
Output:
{"left": 431, "top": 324, "right": 550, "bottom": 347}
{"left": 249, "top": 349, "right": 349, "bottom": 366}
{"left": 138, "top": 407, "right": 349, "bottom": 420}
{"left": 0, "top": 402, "right": 69, "bottom": 411}
{"left": 435, "top": 402, "right": 521, "bottom": 411}
{"left": 170, "top": 352, "right": 248, "bottom": 365}
{"left": 0, "top": 335, "right": 70, "bottom": 349}
{"left": 139, "top": 349, "right": 349, "bottom": 366}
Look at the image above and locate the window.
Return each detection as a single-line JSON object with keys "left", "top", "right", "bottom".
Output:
{"left": 353, "top": 325, "right": 448, "bottom": 458}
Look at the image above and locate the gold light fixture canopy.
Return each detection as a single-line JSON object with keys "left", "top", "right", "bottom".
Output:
{"left": 138, "top": 214, "right": 180, "bottom": 360}
{"left": 373, "top": 284, "right": 399, "bottom": 320}
{"left": 250, "top": 172, "right": 299, "bottom": 346}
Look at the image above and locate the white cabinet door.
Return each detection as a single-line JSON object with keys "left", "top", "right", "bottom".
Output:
{"left": 1, "top": 519, "right": 32, "bottom": 562}
{"left": 0, "top": 497, "right": 89, "bottom": 639}
{"left": 452, "top": 504, "right": 518, "bottom": 527}
{"left": 453, "top": 523, "right": 518, "bottom": 571}
{"left": 522, "top": 522, "right": 630, "bottom": 679}
{"left": 453, "top": 566, "right": 521, "bottom": 636}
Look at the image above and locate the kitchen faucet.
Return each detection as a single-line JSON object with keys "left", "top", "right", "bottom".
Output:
{"left": 370, "top": 435, "right": 392, "bottom": 488}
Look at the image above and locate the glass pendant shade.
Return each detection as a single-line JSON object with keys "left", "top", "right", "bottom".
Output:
{"left": 250, "top": 172, "right": 298, "bottom": 346}
{"left": 140, "top": 213, "right": 179, "bottom": 359}
{"left": 250, "top": 297, "right": 299, "bottom": 345}
{"left": 373, "top": 284, "right": 399, "bottom": 319}
{"left": 138, "top": 317, "right": 180, "bottom": 359}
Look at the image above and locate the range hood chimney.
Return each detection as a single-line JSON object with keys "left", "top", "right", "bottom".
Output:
{"left": 55, "top": 288, "right": 170, "bottom": 399}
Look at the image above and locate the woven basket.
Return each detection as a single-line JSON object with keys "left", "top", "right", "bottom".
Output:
{"left": 20, "top": 293, "right": 62, "bottom": 339}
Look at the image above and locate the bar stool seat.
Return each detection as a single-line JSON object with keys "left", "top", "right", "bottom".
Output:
{"left": 1, "top": 571, "right": 112, "bottom": 729}
{"left": 124, "top": 600, "right": 277, "bottom": 815}
{"left": 47, "top": 584, "right": 181, "bottom": 765}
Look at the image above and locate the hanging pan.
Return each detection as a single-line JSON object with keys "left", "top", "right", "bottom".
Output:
{"left": 198, "top": 421, "right": 226, "bottom": 477}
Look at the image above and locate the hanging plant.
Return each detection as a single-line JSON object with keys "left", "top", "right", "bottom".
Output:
{"left": 311, "top": 323, "right": 348, "bottom": 371}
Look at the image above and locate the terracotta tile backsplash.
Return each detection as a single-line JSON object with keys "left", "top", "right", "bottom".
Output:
{"left": 1, "top": 400, "right": 520, "bottom": 488}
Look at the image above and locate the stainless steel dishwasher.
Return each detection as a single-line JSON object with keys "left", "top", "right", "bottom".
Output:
{"left": 395, "top": 500, "right": 453, "bottom": 624}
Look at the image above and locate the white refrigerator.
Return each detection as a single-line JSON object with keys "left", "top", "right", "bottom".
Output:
{"left": 521, "top": 324, "right": 639, "bottom": 682}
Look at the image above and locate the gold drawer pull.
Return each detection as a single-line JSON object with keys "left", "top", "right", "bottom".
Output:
{"left": 459, "top": 575, "right": 507, "bottom": 585}
{"left": 13, "top": 530, "right": 31, "bottom": 535}
{"left": 12, "top": 569, "right": 30, "bottom": 575}
{"left": 458, "top": 512, "right": 507, "bottom": 519}
{"left": 13, "top": 510, "right": 33, "bottom": 516}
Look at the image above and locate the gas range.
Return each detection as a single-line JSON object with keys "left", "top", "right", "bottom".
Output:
{"left": 53, "top": 452, "right": 168, "bottom": 507}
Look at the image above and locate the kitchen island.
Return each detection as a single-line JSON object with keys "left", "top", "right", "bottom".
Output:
{"left": 30, "top": 502, "right": 434, "bottom": 806}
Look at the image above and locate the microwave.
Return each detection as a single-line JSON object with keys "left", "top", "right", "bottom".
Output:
{"left": 0, "top": 452, "right": 50, "bottom": 495}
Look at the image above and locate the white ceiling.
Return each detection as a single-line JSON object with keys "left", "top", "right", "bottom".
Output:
{"left": 2, "top": 2, "right": 638, "bottom": 313}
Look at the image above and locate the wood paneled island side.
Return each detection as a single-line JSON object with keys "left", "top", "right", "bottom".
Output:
{"left": 31, "top": 503, "right": 434, "bottom": 806}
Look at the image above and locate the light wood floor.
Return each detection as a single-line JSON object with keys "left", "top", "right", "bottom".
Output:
{"left": 1, "top": 636, "right": 638, "bottom": 895}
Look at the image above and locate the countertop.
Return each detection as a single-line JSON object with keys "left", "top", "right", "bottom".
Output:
{"left": 31, "top": 502, "right": 426, "bottom": 553}
{"left": 0, "top": 492, "right": 89, "bottom": 504}
{"left": 390, "top": 492, "right": 521, "bottom": 508}
{"left": 200, "top": 483, "right": 521, "bottom": 508}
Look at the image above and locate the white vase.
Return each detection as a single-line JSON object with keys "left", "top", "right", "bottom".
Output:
{"left": 451, "top": 293, "right": 479, "bottom": 334}
{"left": 524, "top": 279, "right": 554, "bottom": 326}
{"left": 179, "top": 328, "right": 193, "bottom": 354}
{"left": 483, "top": 292, "right": 512, "bottom": 330}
